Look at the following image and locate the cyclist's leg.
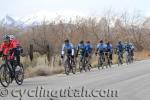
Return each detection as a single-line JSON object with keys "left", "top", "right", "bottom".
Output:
{"left": 13, "top": 48, "right": 21, "bottom": 65}
{"left": 110, "top": 52, "right": 113, "bottom": 63}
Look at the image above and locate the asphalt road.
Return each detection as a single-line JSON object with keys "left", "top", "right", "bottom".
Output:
{"left": 1, "top": 59, "right": 150, "bottom": 100}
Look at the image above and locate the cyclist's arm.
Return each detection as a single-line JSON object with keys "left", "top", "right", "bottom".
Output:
{"left": 70, "top": 43, "right": 74, "bottom": 56}
{"left": 61, "top": 44, "right": 65, "bottom": 55}
{"left": 95, "top": 44, "right": 99, "bottom": 54}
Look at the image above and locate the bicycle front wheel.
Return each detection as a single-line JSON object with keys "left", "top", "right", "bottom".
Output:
{"left": 0, "top": 64, "right": 11, "bottom": 87}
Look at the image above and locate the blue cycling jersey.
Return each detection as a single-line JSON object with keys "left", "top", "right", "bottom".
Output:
{"left": 106, "top": 44, "right": 113, "bottom": 53}
{"left": 61, "top": 43, "right": 74, "bottom": 55}
{"left": 85, "top": 43, "right": 93, "bottom": 53}
{"left": 77, "top": 43, "right": 86, "bottom": 52}
{"left": 97, "top": 43, "right": 107, "bottom": 52}
{"left": 117, "top": 43, "right": 125, "bottom": 52}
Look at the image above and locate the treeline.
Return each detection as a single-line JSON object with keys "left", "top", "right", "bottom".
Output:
{"left": 0, "top": 10, "right": 150, "bottom": 58}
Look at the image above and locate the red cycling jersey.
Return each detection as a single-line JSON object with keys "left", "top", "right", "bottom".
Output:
{"left": 0, "top": 40, "right": 17, "bottom": 55}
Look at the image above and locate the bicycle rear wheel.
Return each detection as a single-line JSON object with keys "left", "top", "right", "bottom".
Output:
{"left": 71, "top": 59, "right": 76, "bottom": 74}
{"left": 79, "top": 61, "right": 83, "bottom": 72}
{"left": 0, "top": 64, "right": 11, "bottom": 87}
{"left": 15, "top": 63, "right": 24, "bottom": 85}
{"left": 64, "top": 60, "right": 70, "bottom": 75}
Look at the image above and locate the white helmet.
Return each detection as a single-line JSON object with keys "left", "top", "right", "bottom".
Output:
{"left": 9, "top": 35, "right": 15, "bottom": 40}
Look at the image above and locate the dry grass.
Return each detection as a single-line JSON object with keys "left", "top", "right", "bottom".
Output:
{"left": 135, "top": 50, "right": 150, "bottom": 60}
{"left": 23, "top": 51, "right": 150, "bottom": 78}
{"left": 25, "top": 65, "right": 64, "bottom": 78}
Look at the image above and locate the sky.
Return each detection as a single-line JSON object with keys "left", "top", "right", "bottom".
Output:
{"left": 0, "top": 0, "right": 150, "bottom": 19}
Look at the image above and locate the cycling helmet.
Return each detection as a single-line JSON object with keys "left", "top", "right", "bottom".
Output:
{"left": 3, "top": 34, "right": 10, "bottom": 41}
{"left": 9, "top": 34, "right": 15, "bottom": 40}
{"left": 80, "top": 40, "right": 84, "bottom": 44}
{"left": 118, "top": 41, "right": 122, "bottom": 44}
{"left": 100, "top": 40, "right": 103, "bottom": 43}
{"left": 64, "top": 39, "right": 69, "bottom": 43}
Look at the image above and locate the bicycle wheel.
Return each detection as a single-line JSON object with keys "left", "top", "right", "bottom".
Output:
{"left": 118, "top": 56, "right": 121, "bottom": 66}
{"left": 87, "top": 63, "right": 91, "bottom": 71}
{"left": 126, "top": 54, "right": 129, "bottom": 65}
{"left": 83, "top": 58, "right": 88, "bottom": 72}
{"left": 79, "top": 60, "right": 83, "bottom": 72}
{"left": 107, "top": 57, "right": 111, "bottom": 68}
{"left": 120, "top": 55, "right": 123, "bottom": 65}
{"left": 85, "top": 57, "right": 91, "bottom": 71}
{"left": 64, "top": 60, "right": 70, "bottom": 75}
{"left": 71, "top": 59, "right": 76, "bottom": 74}
{"left": 97, "top": 56, "right": 103, "bottom": 69}
{"left": 0, "top": 64, "right": 11, "bottom": 87}
{"left": 15, "top": 63, "right": 24, "bottom": 85}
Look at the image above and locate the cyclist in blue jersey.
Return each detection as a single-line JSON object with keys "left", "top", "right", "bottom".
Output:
{"left": 61, "top": 39, "right": 74, "bottom": 59}
{"left": 76, "top": 40, "right": 86, "bottom": 61}
{"left": 95, "top": 40, "right": 107, "bottom": 55}
{"left": 106, "top": 41, "right": 113, "bottom": 63}
{"left": 116, "top": 41, "right": 125, "bottom": 59}
{"left": 85, "top": 41, "right": 93, "bottom": 66}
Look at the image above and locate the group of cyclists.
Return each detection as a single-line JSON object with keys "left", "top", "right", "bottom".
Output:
{"left": 0, "top": 33, "right": 135, "bottom": 86}
{"left": 61, "top": 39, "right": 135, "bottom": 74}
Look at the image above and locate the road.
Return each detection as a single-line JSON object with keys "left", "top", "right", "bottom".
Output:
{"left": 0, "top": 59, "right": 150, "bottom": 100}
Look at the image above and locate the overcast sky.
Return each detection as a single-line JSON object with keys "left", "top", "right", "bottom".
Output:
{"left": 0, "top": 0, "right": 150, "bottom": 19}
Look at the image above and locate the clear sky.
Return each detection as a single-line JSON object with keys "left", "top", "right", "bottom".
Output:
{"left": 0, "top": 0, "right": 150, "bottom": 19}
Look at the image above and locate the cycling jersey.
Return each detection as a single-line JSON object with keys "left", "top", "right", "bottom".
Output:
{"left": 106, "top": 44, "right": 113, "bottom": 53}
{"left": 116, "top": 43, "right": 125, "bottom": 53}
{"left": 0, "top": 40, "right": 17, "bottom": 56}
{"left": 61, "top": 43, "right": 74, "bottom": 56}
{"left": 77, "top": 43, "right": 86, "bottom": 55}
{"left": 85, "top": 43, "right": 93, "bottom": 54}
{"left": 125, "top": 44, "right": 132, "bottom": 52}
{"left": 96, "top": 43, "right": 107, "bottom": 53}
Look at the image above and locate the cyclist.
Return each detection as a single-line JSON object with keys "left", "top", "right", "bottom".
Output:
{"left": 76, "top": 40, "right": 86, "bottom": 61}
{"left": 116, "top": 41, "right": 125, "bottom": 59}
{"left": 61, "top": 39, "right": 74, "bottom": 59}
{"left": 125, "top": 42, "right": 135, "bottom": 59}
{"left": 125, "top": 42, "right": 131, "bottom": 53}
{"left": 95, "top": 40, "right": 107, "bottom": 61}
{"left": 85, "top": 41, "right": 93, "bottom": 66}
{"left": 9, "top": 34, "right": 23, "bottom": 65}
{"left": 106, "top": 41, "right": 113, "bottom": 64}
{"left": 0, "top": 34, "right": 18, "bottom": 78}
{"left": 129, "top": 42, "right": 135, "bottom": 57}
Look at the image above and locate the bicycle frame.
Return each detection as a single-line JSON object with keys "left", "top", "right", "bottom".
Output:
{"left": 2, "top": 55, "right": 15, "bottom": 79}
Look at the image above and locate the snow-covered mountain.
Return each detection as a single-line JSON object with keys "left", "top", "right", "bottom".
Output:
{"left": 0, "top": 10, "right": 88, "bottom": 28}
{"left": 0, "top": 15, "right": 25, "bottom": 28}
{"left": 19, "top": 10, "right": 88, "bottom": 25}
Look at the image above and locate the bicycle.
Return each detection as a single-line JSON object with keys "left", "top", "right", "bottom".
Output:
{"left": 97, "top": 52, "right": 105, "bottom": 69}
{"left": 79, "top": 53, "right": 91, "bottom": 72}
{"left": 0, "top": 55, "right": 24, "bottom": 87}
{"left": 126, "top": 50, "right": 133, "bottom": 64}
{"left": 117, "top": 51, "right": 123, "bottom": 66}
{"left": 105, "top": 52, "right": 112, "bottom": 68}
{"left": 64, "top": 54, "right": 76, "bottom": 75}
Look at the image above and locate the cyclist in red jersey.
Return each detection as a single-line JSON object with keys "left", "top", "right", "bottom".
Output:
{"left": 0, "top": 34, "right": 23, "bottom": 65}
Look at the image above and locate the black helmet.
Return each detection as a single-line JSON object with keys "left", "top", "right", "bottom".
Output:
{"left": 80, "top": 40, "right": 84, "bottom": 44}
{"left": 118, "top": 41, "right": 122, "bottom": 44}
{"left": 64, "top": 39, "right": 69, "bottom": 43}
{"left": 100, "top": 40, "right": 103, "bottom": 43}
